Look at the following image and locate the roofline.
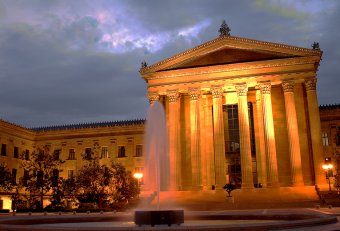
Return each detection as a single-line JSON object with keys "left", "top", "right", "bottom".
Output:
{"left": 140, "top": 35, "right": 322, "bottom": 75}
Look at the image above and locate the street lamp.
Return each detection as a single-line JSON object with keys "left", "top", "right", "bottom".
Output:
{"left": 322, "top": 163, "right": 333, "bottom": 191}
{"left": 133, "top": 172, "right": 143, "bottom": 181}
{"left": 133, "top": 172, "right": 143, "bottom": 197}
{"left": 133, "top": 172, "right": 143, "bottom": 187}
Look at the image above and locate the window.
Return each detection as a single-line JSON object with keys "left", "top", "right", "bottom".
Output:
{"left": 103, "top": 167, "right": 110, "bottom": 185}
{"left": 23, "top": 170, "right": 29, "bottom": 186}
{"left": 36, "top": 170, "right": 43, "bottom": 187}
{"left": 52, "top": 169, "right": 59, "bottom": 187}
{"left": 13, "top": 147, "right": 19, "bottom": 158}
{"left": 24, "top": 149, "right": 29, "bottom": 160}
{"left": 118, "top": 146, "right": 126, "bottom": 158}
{"left": 101, "top": 147, "right": 109, "bottom": 158}
{"left": 68, "top": 170, "right": 74, "bottom": 179}
{"left": 226, "top": 105, "right": 240, "bottom": 153}
{"left": 53, "top": 150, "right": 61, "bottom": 160}
{"left": 68, "top": 149, "right": 76, "bottom": 160}
{"left": 84, "top": 148, "right": 92, "bottom": 160}
{"left": 322, "top": 132, "right": 329, "bottom": 146}
{"left": 135, "top": 145, "right": 143, "bottom": 157}
{"left": 12, "top": 168, "right": 17, "bottom": 185}
{"left": 1, "top": 144, "right": 6, "bottom": 156}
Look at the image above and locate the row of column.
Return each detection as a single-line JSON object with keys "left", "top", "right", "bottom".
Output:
{"left": 148, "top": 77, "right": 325, "bottom": 190}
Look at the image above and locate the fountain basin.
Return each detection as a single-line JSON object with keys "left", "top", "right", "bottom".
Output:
{"left": 0, "top": 210, "right": 337, "bottom": 231}
{"left": 134, "top": 210, "right": 184, "bottom": 226}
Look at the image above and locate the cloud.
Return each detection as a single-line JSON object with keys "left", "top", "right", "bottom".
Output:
{"left": 0, "top": 0, "right": 339, "bottom": 127}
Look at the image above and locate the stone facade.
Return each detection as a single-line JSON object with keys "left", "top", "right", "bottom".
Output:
{"left": 140, "top": 34, "right": 325, "bottom": 190}
{"left": 0, "top": 119, "right": 145, "bottom": 210}
{"left": 319, "top": 105, "right": 340, "bottom": 182}
{"left": 0, "top": 34, "right": 335, "bottom": 210}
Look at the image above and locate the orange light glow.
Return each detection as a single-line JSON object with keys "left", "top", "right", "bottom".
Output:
{"left": 322, "top": 164, "right": 333, "bottom": 170}
{"left": 133, "top": 172, "right": 143, "bottom": 180}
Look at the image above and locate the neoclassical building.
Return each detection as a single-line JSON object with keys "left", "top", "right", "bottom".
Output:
{"left": 0, "top": 29, "right": 337, "bottom": 210}
{"left": 140, "top": 31, "right": 325, "bottom": 190}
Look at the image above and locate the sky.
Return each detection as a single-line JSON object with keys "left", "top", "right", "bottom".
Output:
{"left": 0, "top": 0, "right": 339, "bottom": 128}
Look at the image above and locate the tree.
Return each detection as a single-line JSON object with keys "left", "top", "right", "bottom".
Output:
{"left": 20, "top": 146, "right": 64, "bottom": 210}
{"left": 76, "top": 157, "right": 116, "bottom": 209}
{"left": 0, "top": 162, "right": 13, "bottom": 192}
{"left": 59, "top": 176, "right": 78, "bottom": 208}
{"left": 75, "top": 145, "right": 139, "bottom": 209}
{"left": 110, "top": 162, "right": 139, "bottom": 204}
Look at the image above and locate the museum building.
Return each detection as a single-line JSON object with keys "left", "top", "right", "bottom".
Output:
{"left": 1, "top": 27, "right": 338, "bottom": 210}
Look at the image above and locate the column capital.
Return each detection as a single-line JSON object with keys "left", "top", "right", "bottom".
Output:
{"left": 304, "top": 78, "right": 317, "bottom": 91}
{"left": 148, "top": 91, "right": 160, "bottom": 103}
{"left": 258, "top": 81, "right": 271, "bottom": 95}
{"left": 167, "top": 90, "right": 180, "bottom": 103}
{"left": 211, "top": 86, "right": 223, "bottom": 99}
{"left": 282, "top": 80, "right": 295, "bottom": 93}
{"left": 188, "top": 87, "right": 201, "bottom": 101}
{"left": 235, "top": 84, "right": 248, "bottom": 96}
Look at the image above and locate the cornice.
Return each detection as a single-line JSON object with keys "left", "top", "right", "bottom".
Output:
{"left": 146, "top": 71, "right": 315, "bottom": 91}
{"left": 145, "top": 56, "right": 318, "bottom": 81}
{"left": 140, "top": 35, "right": 322, "bottom": 76}
{"left": 0, "top": 119, "right": 36, "bottom": 140}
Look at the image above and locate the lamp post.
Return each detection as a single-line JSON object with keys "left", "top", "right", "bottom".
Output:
{"left": 133, "top": 172, "right": 143, "bottom": 192}
{"left": 322, "top": 164, "right": 333, "bottom": 191}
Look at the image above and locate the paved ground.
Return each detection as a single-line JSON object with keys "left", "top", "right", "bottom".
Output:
{"left": 0, "top": 207, "right": 339, "bottom": 230}
{"left": 0, "top": 188, "right": 339, "bottom": 230}
{"left": 279, "top": 207, "right": 340, "bottom": 230}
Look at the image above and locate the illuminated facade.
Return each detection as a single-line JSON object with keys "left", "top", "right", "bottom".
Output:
{"left": 140, "top": 34, "right": 325, "bottom": 190}
{"left": 0, "top": 33, "right": 334, "bottom": 210}
{"left": 320, "top": 104, "right": 340, "bottom": 180}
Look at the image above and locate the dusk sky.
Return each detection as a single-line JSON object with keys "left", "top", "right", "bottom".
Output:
{"left": 0, "top": 0, "right": 339, "bottom": 128}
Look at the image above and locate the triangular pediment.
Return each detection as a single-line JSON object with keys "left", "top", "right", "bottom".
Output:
{"left": 164, "top": 47, "right": 297, "bottom": 71}
{"left": 140, "top": 35, "right": 321, "bottom": 75}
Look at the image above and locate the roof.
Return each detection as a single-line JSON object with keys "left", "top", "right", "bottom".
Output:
{"left": 140, "top": 35, "right": 322, "bottom": 77}
{"left": 0, "top": 118, "right": 145, "bottom": 132}
{"left": 31, "top": 119, "right": 145, "bottom": 132}
{"left": 319, "top": 104, "right": 340, "bottom": 111}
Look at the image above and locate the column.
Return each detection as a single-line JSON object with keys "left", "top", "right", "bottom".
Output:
{"left": 255, "top": 90, "right": 267, "bottom": 187}
{"left": 305, "top": 78, "right": 327, "bottom": 185}
{"left": 189, "top": 88, "right": 202, "bottom": 189}
{"left": 282, "top": 80, "right": 304, "bottom": 186}
{"left": 167, "top": 90, "right": 182, "bottom": 190}
{"left": 203, "top": 95, "right": 215, "bottom": 188}
{"left": 199, "top": 94, "right": 208, "bottom": 189}
{"left": 148, "top": 91, "right": 160, "bottom": 104}
{"left": 211, "top": 86, "right": 226, "bottom": 187}
{"left": 258, "top": 81, "right": 280, "bottom": 187}
{"left": 235, "top": 84, "right": 254, "bottom": 189}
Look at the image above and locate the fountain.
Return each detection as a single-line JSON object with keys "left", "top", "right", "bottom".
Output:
{"left": 0, "top": 100, "right": 337, "bottom": 230}
{"left": 134, "top": 101, "right": 184, "bottom": 226}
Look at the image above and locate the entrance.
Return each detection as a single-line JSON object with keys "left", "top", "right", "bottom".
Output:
{"left": 224, "top": 103, "right": 256, "bottom": 188}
